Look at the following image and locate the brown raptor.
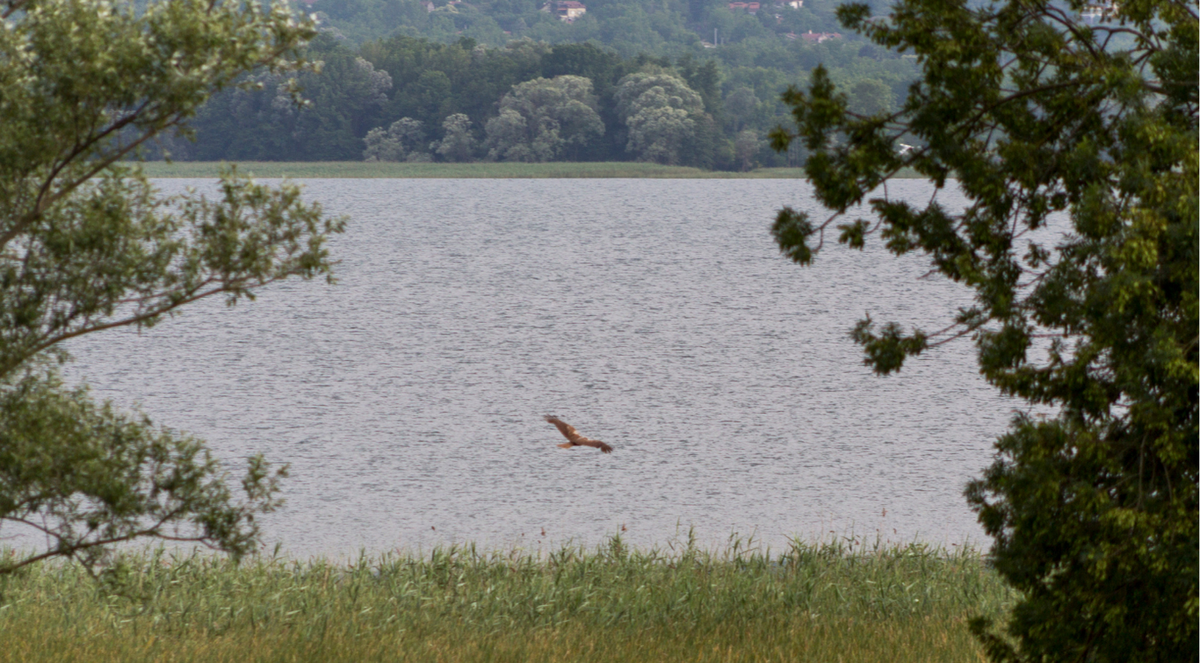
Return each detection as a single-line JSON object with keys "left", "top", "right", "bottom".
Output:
{"left": 544, "top": 416, "right": 613, "bottom": 453}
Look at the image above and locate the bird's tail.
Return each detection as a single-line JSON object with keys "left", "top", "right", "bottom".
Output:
{"left": 557, "top": 442, "right": 574, "bottom": 449}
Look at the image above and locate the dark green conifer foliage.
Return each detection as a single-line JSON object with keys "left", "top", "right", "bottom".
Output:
{"left": 769, "top": 0, "right": 1198, "bottom": 660}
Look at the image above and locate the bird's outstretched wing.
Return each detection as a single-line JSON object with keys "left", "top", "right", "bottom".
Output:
{"left": 544, "top": 415, "right": 613, "bottom": 453}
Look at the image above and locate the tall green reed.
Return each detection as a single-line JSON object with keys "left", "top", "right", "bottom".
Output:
{"left": 0, "top": 533, "right": 1013, "bottom": 662}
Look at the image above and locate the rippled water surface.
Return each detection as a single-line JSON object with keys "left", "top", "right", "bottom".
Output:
{"left": 62, "top": 178, "right": 1019, "bottom": 557}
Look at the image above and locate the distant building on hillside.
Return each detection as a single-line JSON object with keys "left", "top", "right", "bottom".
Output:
{"left": 796, "top": 29, "right": 841, "bottom": 43}
{"left": 542, "top": 1, "right": 587, "bottom": 22}
{"left": 775, "top": 0, "right": 802, "bottom": 7}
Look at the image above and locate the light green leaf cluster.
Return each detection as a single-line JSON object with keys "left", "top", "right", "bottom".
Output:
{"left": 484, "top": 75, "right": 604, "bottom": 163}
{"left": 431, "top": 112, "right": 476, "bottom": 161}
{"left": 363, "top": 116, "right": 428, "bottom": 162}
{"left": 0, "top": 0, "right": 345, "bottom": 576}
{"left": 614, "top": 72, "right": 706, "bottom": 165}
{"left": 0, "top": 364, "right": 286, "bottom": 575}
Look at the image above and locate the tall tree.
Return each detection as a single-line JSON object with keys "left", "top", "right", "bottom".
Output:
{"left": 614, "top": 71, "right": 705, "bottom": 165}
{"left": 484, "top": 75, "right": 604, "bottom": 162}
{"left": 0, "top": 0, "right": 345, "bottom": 575}
{"left": 676, "top": 54, "right": 723, "bottom": 120}
{"left": 431, "top": 112, "right": 477, "bottom": 161}
{"left": 363, "top": 117, "right": 429, "bottom": 161}
{"left": 733, "top": 129, "right": 760, "bottom": 171}
{"left": 769, "top": 0, "right": 1197, "bottom": 659}
{"left": 540, "top": 42, "right": 631, "bottom": 160}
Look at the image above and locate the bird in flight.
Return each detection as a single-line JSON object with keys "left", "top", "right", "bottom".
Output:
{"left": 544, "top": 416, "right": 613, "bottom": 453}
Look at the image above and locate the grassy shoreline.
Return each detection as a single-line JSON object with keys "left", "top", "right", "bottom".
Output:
{"left": 135, "top": 161, "right": 924, "bottom": 179}
{"left": 0, "top": 536, "right": 1010, "bottom": 662}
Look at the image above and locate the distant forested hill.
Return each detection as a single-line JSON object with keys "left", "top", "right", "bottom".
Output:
{"left": 306, "top": 0, "right": 869, "bottom": 50}
{"left": 154, "top": 0, "right": 916, "bottom": 168}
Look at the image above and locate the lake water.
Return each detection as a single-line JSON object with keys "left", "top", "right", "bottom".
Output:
{"left": 60, "top": 178, "right": 1020, "bottom": 558}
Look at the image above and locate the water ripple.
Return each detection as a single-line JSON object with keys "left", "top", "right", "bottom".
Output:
{"left": 61, "top": 178, "right": 1017, "bottom": 557}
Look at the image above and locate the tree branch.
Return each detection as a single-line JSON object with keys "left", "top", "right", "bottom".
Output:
{"left": 14, "top": 274, "right": 291, "bottom": 372}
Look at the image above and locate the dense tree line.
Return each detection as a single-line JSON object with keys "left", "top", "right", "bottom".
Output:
{"left": 151, "top": 0, "right": 916, "bottom": 168}
{"left": 164, "top": 30, "right": 911, "bottom": 168}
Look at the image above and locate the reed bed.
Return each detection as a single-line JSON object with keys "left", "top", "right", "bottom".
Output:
{"left": 134, "top": 161, "right": 814, "bottom": 179}
{"left": 0, "top": 534, "right": 1012, "bottom": 662}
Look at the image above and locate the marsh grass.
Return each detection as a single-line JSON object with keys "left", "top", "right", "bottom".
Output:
{"left": 0, "top": 534, "right": 1011, "bottom": 662}
{"left": 135, "top": 161, "right": 813, "bottom": 179}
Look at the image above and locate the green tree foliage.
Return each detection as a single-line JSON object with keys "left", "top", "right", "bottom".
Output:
{"left": 484, "top": 75, "right": 604, "bottom": 162}
{"left": 169, "top": 0, "right": 922, "bottom": 167}
{"left": 362, "top": 35, "right": 547, "bottom": 138}
{"left": 1, "top": 366, "right": 287, "bottom": 575}
{"left": 769, "top": 0, "right": 1197, "bottom": 659}
{"left": 541, "top": 41, "right": 624, "bottom": 87}
{"left": 845, "top": 78, "right": 891, "bottom": 116}
{"left": 290, "top": 51, "right": 395, "bottom": 159}
{"left": 431, "top": 112, "right": 477, "bottom": 161}
{"left": 733, "top": 129, "right": 761, "bottom": 171}
{"left": 363, "top": 117, "right": 429, "bottom": 161}
{"left": 308, "top": 0, "right": 436, "bottom": 44}
{"left": 404, "top": 69, "right": 455, "bottom": 125}
{"left": 614, "top": 71, "right": 705, "bottom": 164}
{"left": 725, "top": 85, "right": 761, "bottom": 131}
{"left": 157, "top": 0, "right": 924, "bottom": 168}
{"left": 188, "top": 36, "right": 393, "bottom": 160}
{"left": 0, "top": 0, "right": 345, "bottom": 574}
{"left": 539, "top": 42, "right": 636, "bottom": 161}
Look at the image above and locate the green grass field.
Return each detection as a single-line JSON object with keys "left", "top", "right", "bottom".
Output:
{"left": 0, "top": 535, "right": 1011, "bottom": 662}
{"left": 135, "top": 161, "right": 815, "bottom": 179}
